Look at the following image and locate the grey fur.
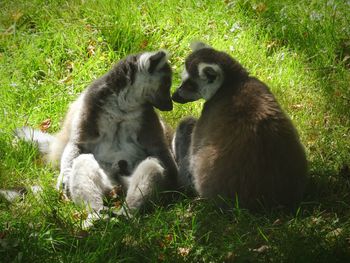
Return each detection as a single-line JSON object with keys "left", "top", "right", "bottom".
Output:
{"left": 16, "top": 50, "right": 178, "bottom": 223}
{"left": 172, "top": 117, "right": 197, "bottom": 189}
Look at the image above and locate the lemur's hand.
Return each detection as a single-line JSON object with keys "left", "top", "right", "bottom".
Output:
{"left": 56, "top": 168, "right": 71, "bottom": 197}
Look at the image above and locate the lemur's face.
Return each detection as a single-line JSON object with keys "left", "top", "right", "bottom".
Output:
{"left": 135, "top": 51, "right": 173, "bottom": 111}
{"left": 172, "top": 48, "right": 224, "bottom": 104}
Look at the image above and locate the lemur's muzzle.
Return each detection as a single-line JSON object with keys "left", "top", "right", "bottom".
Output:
{"left": 171, "top": 88, "right": 186, "bottom": 104}
{"left": 172, "top": 85, "right": 196, "bottom": 104}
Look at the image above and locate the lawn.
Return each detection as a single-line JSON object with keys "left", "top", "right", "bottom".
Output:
{"left": 0, "top": 0, "right": 350, "bottom": 262}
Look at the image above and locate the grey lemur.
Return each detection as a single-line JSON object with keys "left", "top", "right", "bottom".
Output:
{"left": 16, "top": 50, "right": 178, "bottom": 220}
{"left": 172, "top": 42, "right": 307, "bottom": 210}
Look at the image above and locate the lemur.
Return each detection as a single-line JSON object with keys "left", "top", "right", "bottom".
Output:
{"left": 172, "top": 42, "right": 307, "bottom": 210}
{"left": 15, "top": 50, "right": 178, "bottom": 219}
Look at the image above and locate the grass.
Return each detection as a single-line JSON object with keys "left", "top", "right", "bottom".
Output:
{"left": 0, "top": 0, "right": 350, "bottom": 262}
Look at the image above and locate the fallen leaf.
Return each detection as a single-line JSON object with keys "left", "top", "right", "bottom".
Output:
{"left": 326, "top": 228, "right": 342, "bottom": 239}
{"left": 2, "top": 25, "right": 15, "bottom": 35}
{"left": 39, "top": 118, "right": 51, "bottom": 132}
{"left": 140, "top": 40, "right": 148, "bottom": 49}
{"left": 109, "top": 185, "right": 124, "bottom": 198}
{"left": 272, "top": 219, "right": 282, "bottom": 226}
{"left": 323, "top": 115, "right": 330, "bottom": 125}
{"left": 113, "top": 200, "right": 122, "bottom": 209}
{"left": 252, "top": 245, "right": 270, "bottom": 253}
{"left": 225, "top": 251, "right": 236, "bottom": 261}
{"left": 87, "top": 44, "right": 95, "bottom": 57}
{"left": 0, "top": 232, "right": 6, "bottom": 239}
{"left": 291, "top": 104, "right": 303, "bottom": 110}
{"left": 159, "top": 240, "right": 165, "bottom": 249}
{"left": 158, "top": 253, "right": 165, "bottom": 261}
{"left": 178, "top": 247, "right": 190, "bottom": 257}
{"left": 311, "top": 216, "right": 323, "bottom": 225}
{"left": 85, "top": 24, "right": 92, "bottom": 31}
{"left": 59, "top": 75, "right": 73, "bottom": 84}
{"left": 343, "top": 55, "right": 350, "bottom": 63}
{"left": 267, "top": 40, "right": 278, "bottom": 49}
{"left": 254, "top": 3, "right": 267, "bottom": 13}
{"left": 59, "top": 191, "right": 70, "bottom": 202}
{"left": 66, "top": 61, "right": 74, "bottom": 72}
{"left": 165, "top": 234, "right": 173, "bottom": 242}
{"left": 72, "top": 210, "right": 88, "bottom": 221}
{"left": 334, "top": 89, "right": 342, "bottom": 97}
{"left": 74, "top": 230, "right": 89, "bottom": 239}
{"left": 12, "top": 11, "right": 23, "bottom": 22}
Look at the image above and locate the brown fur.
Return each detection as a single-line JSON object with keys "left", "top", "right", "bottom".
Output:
{"left": 192, "top": 78, "right": 307, "bottom": 210}
{"left": 173, "top": 45, "right": 307, "bottom": 210}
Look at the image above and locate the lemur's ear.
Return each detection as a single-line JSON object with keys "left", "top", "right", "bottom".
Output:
{"left": 148, "top": 50, "right": 168, "bottom": 73}
{"left": 139, "top": 50, "right": 169, "bottom": 73}
{"left": 198, "top": 63, "right": 221, "bottom": 83}
{"left": 190, "top": 41, "right": 212, "bottom": 52}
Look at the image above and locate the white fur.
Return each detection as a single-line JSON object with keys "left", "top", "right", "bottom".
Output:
{"left": 197, "top": 63, "right": 224, "bottom": 101}
{"left": 69, "top": 154, "right": 113, "bottom": 212}
{"left": 56, "top": 82, "right": 147, "bottom": 192}
{"left": 134, "top": 51, "right": 170, "bottom": 106}
{"left": 57, "top": 142, "right": 80, "bottom": 191}
{"left": 0, "top": 186, "right": 42, "bottom": 203}
{"left": 138, "top": 50, "right": 168, "bottom": 73}
{"left": 171, "top": 130, "right": 177, "bottom": 159}
{"left": 91, "top": 97, "right": 146, "bottom": 169}
{"left": 0, "top": 189, "right": 23, "bottom": 202}
{"left": 118, "top": 157, "right": 165, "bottom": 216}
{"left": 138, "top": 52, "right": 154, "bottom": 72}
{"left": 190, "top": 41, "right": 212, "bottom": 51}
{"left": 15, "top": 126, "right": 55, "bottom": 154}
{"left": 181, "top": 68, "right": 189, "bottom": 82}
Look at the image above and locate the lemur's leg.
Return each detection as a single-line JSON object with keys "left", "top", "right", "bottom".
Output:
{"left": 118, "top": 157, "right": 165, "bottom": 216}
{"left": 69, "top": 154, "right": 113, "bottom": 213}
{"left": 56, "top": 142, "right": 81, "bottom": 194}
{"left": 172, "top": 117, "right": 197, "bottom": 189}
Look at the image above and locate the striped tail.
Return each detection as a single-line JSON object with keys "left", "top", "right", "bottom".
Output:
{"left": 14, "top": 126, "right": 55, "bottom": 154}
{"left": 0, "top": 186, "right": 42, "bottom": 203}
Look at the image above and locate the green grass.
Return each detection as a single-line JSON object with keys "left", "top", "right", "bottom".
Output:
{"left": 1, "top": 0, "right": 350, "bottom": 262}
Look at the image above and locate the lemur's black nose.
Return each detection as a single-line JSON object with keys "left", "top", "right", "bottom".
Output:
{"left": 171, "top": 87, "right": 187, "bottom": 104}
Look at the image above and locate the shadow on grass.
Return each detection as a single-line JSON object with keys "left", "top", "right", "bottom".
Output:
{"left": 190, "top": 195, "right": 350, "bottom": 263}
{"left": 234, "top": 0, "right": 350, "bottom": 118}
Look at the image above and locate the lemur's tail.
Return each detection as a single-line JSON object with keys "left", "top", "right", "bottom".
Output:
{"left": 14, "top": 126, "right": 55, "bottom": 154}
{"left": 2, "top": 128, "right": 53, "bottom": 203}
{"left": 0, "top": 186, "right": 42, "bottom": 203}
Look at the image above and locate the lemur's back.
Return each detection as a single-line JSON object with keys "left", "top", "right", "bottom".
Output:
{"left": 191, "top": 77, "right": 307, "bottom": 210}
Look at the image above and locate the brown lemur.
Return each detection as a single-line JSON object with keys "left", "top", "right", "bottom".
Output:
{"left": 172, "top": 42, "right": 307, "bottom": 211}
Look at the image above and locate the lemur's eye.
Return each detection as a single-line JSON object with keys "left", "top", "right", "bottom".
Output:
{"left": 203, "top": 67, "right": 217, "bottom": 83}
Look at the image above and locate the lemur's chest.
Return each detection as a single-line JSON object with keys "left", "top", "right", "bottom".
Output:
{"left": 88, "top": 111, "right": 147, "bottom": 170}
